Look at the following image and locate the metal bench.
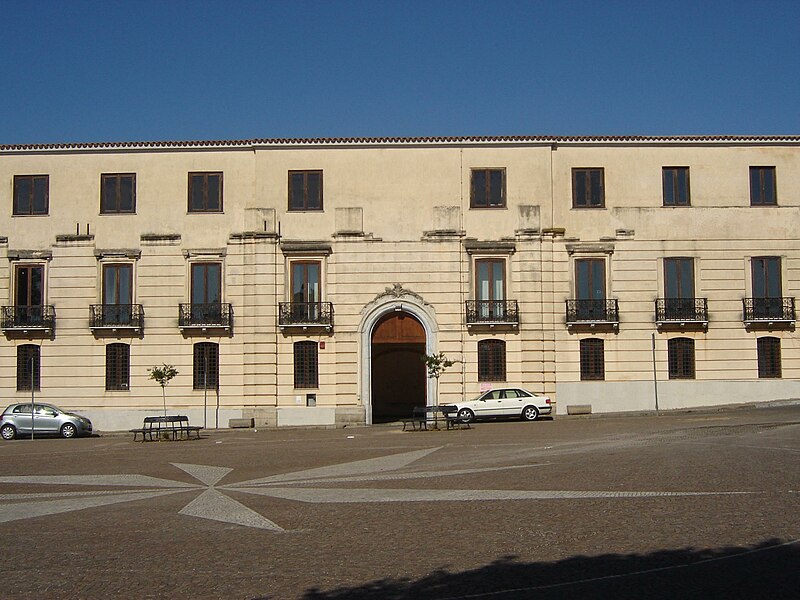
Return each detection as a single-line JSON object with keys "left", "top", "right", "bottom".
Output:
{"left": 402, "top": 406, "right": 471, "bottom": 431}
{"left": 130, "top": 415, "right": 203, "bottom": 441}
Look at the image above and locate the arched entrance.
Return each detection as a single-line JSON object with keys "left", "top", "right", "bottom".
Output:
{"left": 371, "top": 312, "right": 426, "bottom": 422}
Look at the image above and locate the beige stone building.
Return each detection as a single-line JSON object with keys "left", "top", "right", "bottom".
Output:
{"left": 1, "top": 135, "right": 798, "bottom": 431}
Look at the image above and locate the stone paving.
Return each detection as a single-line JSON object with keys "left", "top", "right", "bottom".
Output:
{"left": 0, "top": 405, "right": 798, "bottom": 598}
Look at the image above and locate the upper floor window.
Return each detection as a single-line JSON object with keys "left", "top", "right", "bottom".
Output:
{"left": 106, "top": 343, "right": 130, "bottom": 391}
{"left": 191, "top": 262, "right": 222, "bottom": 305}
{"left": 188, "top": 172, "right": 223, "bottom": 213}
{"left": 668, "top": 337, "right": 695, "bottom": 379}
{"left": 750, "top": 166, "right": 776, "bottom": 206}
{"left": 289, "top": 170, "right": 323, "bottom": 211}
{"left": 470, "top": 168, "right": 506, "bottom": 208}
{"left": 751, "top": 257, "right": 782, "bottom": 299}
{"left": 13, "top": 175, "right": 49, "bottom": 215}
{"left": 17, "top": 344, "right": 40, "bottom": 391}
{"left": 579, "top": 338, "right": 604, "bottom": 380}
{"left": 478, "top": 339, "right": 506, "bottom": 382}
{"left": 662, "top": 167, "right": 690, "bottom": 206}
{"left": 664, "top": 258, "right": 695, "bottom": 299}
{"left": 103, "top": 264, "right": 133, "bottom": 306}
{"left": 14, "top": 264, "right": 44, "bottom": 307}
{"left": 572, "top": 168, "right": 604, "bottom": 208}
{"left": 100, "top": 173, "right": 136, "bottom": 214}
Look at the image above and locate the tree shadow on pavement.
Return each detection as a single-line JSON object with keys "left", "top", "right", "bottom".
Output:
{"left": 285, "top": 538, "right": 798, "bottom": 600}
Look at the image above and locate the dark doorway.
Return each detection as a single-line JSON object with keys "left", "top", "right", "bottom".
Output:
{"left": 371, "top": 312, "right": 426, "bottom": 422}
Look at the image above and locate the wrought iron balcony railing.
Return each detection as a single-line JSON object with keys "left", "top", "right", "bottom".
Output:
{"left": 90, "top": 304, "right": 144, "bottom": 330}
{"left": 465, "top": 300, "right": 519, "bottom": 326}
{"left": 566, "top": 299, "right": 619, "bottom": 326}
{"left": 742, "top": 297, "right": 795, "bottom": 324}
{"left": 655, "top": 298, "right": 708, "bottom": 325}
{"left": 279, "top": 302, "right": 334, "bottom": 328}
{"left": 1, "top": 305, "right": 56, "bottom": 331}
{"left": 178, "top": 303, "right": 233, "bottom": 330}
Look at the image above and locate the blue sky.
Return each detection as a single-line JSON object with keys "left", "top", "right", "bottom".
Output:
{"left": 1, "top": 0, "right": 799, "bottom": 144}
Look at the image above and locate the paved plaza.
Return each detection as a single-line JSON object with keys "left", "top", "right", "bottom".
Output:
{"left": 0, "top": 404, "right": 798, "bottom": 599}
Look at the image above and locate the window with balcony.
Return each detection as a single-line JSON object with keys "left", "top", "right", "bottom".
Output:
{"left": 746, "top": 257, "right": 791, "bottom": 321}
{"left": 657, "top": 258, "right": 706, "bottom": 325}
{"left": 100, "top": 173, "right": 136, "bottom": 214}
{"left": 580, "top": 338, "right": 605, "bottom": 380}
{"left": 572, "top": 168, "right": 604, "bottom": 208}
{"left": 13, "top": 175, "right": 49, "bottom": 215}
{"left": 668, "top": 337, "right": 695, "bottom": 379}
{"left": 289, "top": 170, "right": 323, "bottom": 211}
{"left": 3, "top": 264, "right": 54, "bottom": 331}
{"left": 193, "top": 342, "right": 219, "bottom": 390}
{"left": 187, "top": 262, "right": 223, "bottom": 324}
{"left": 92, "top": 263, "right": 141, "bottom": 329}
{"left": 476, "top": 258, "right": 505, "bottom": 317}
{"left": 294, "top": 341, "right": 319, "bottom": 388}
{"left": 478, "top": 339, "right": 506, "bottom": 382}
{"left": 757, "top": 337, "right": 781, "bottom": 379}
{"left": 570, "top": 258, "right": 613, "bottom": 322}
{"left": 662, "top": 167, "right": 690, "bottom": 206}
{"left": 292, "top": 261, "right": 321, "bottom": 321}
{"left": 188, "top": 172, "right": 223, "bottom": 212}
{"left": 17, "top": 344, "right": 40, "bottom": 391}
{"left": 470, "top": 168, "right": 506, "bottom": 208}
{"left": 106, "top": 343, "right": 130, "bottom": 390}
{"left": 750, "top": 166, "right": 776, "bottom": 206}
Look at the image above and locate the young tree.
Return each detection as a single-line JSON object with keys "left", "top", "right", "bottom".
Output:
{"left": 148, "top": 364, "right": 178, "bottom": 418}
{"left": 422, "top": 352, "right": 455, "bottom": 427}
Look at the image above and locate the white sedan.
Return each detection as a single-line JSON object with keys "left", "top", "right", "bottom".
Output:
{"left": 441, "top": 387, "right": 551, "bottom": 423}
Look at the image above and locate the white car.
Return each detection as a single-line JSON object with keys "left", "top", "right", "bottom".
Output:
{"left": 441, "top": 387, "right": 551, "bottom": 423}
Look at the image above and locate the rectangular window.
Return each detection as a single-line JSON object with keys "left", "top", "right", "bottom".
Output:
{"left": 470, "top": 168, "right": 506, "bottom": 208}
{"left": 291, "top": 261, "right": 321, "bottom": 321}
{"left": 193, "top": 342, "right": 219, "bottom": 390}
{"left": 580, "top": 338, "right": 605, "bottom": 381}
{"left": 478, "top": 339, "right": 506, "bottom": 382}
{"left": 103, "top": 264, "right": 133, "bottom": 305}
{"left": 750, "top": 166, "right": 776, "bottom": 206}
{"left": 191, "top": 263, "right": 222, "bottom": 304}
{"left": 13, "top": 175, "right": 49, "bottom": 215}
{"left": 476, "top": 258, "right": 506, "bottom": 319}
{"left": 664, "top": 258, "right": 694, "bottom": 299}
{"left": 289, "top": 170, "right": 323, "bottom": 211}
{"left": 15, "top": 265, "right": 44, "bottom": 307}
{"left": 751, "top": 257, "right": 783, "bottom": 319}
{"left": 572, "top": 168, "right": 605, "bottom": 208}
{"left": 188, "top": 172, "right": 223, "bottom": 212}
{"left": 294, "top": 341, "right": 319, "bottom": 388}
{"left": 105, "top": 343, "right": 130, "bottom": 390}
{"left": 17, "top": 345, "right": 41, "bottom": 391}
{"left": 668, "top": 338, "right": 695, "bottom": 379}
{"left": 662, "top": 167, "right": 690, "bottom": 206}
{"left": 757, "top": 337, "right": 781, "bottom": 379}
{"left": 100, "top": 173, "right": 136, "bottom": 213}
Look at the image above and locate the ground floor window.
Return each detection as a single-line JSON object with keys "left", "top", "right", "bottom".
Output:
{"left": 193, "top": 342, "right": 219, "bottom": 390}
{"left": 478, "top": 339, "right": 506, "bottom": 381}
{"left": 668, "top": 337, "right": 695, "bottom": 379}
{"left": 580, "top": 338, "right": 605, "bottom": 380}
{"left": 105, "top": 343, "right": 130, "bottom": 390}
{"left": 17, "top": 344, "right": 40, "bottom": 391}
{"left": 294, "top": 341, "right": 319, "bottom": 388}
{"left": 757, "top": 337, "right": 781, "bottom": 378}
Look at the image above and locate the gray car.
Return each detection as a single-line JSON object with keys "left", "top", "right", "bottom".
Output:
{"left": 0, "top": 403, "right": 93, "bottom": 440}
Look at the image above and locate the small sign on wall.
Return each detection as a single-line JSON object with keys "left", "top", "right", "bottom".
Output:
{"left": 480, "top": 382, "right": 492, "bottom": 392}
{"left": 319, "top": 341, "right": 325, "bottom": 350}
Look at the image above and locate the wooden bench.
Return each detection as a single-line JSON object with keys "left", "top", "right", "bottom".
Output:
{"left": 402, "top": 406, "right": 471, "bottom": 431}
{"left": 130, "top": 415, "right": 203, "bottom": 442}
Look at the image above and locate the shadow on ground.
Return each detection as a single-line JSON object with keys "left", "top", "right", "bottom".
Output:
{"left": 270, "top": 538, "right": 799, "bottom": 599}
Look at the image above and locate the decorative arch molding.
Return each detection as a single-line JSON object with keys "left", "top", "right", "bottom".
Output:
{"left": 359, "top": 283, "right": 438, "bottom": 424}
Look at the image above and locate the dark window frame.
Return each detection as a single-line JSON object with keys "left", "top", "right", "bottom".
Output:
{"left": 188, "top": 172, "right": 223, "bottom": 213}
{"left": 572, "top": 168, "right": 605, "bottom": 208}
{"left": 294, "top": 340, "right": 319, "bottom": 389}
{"left": 17, "top": 344, "right": 41, "bottom": 391}
{"left": 100, "top": 173, "right": 136, "bottom": 214}
{"left": 757, "top": 337, "right": 781, "bottom": 379}
{"left": 749, "top": 166, "right": 777, "bottom": 206}
{"left": 288, "top": 170, "right": 323, "bottom": 211}
{"left": 664, "top": 257, "right": 695, "bottom": 299}
{"left": 191, "top": 262, "right": 222, "bottom": 304}
{"left": 14, "top": 264, "right": 44, "bottom": 307}
{"left": 668, "top": 337, "right": 695, "bottom": 379}
{"left": 13, "top": 175, "right": 49, "bottom": 216}
{"left": 579, "top": 338, "right": 605, "bottom": 380}
{"left": 478, "top": 339, "right": 506, "bottom": 382}
{"left": 662, "top": 167, "right": 691, "bottom": 207}
{"left": 193, "top": 342, "right": 220, "bottom": 390}
{"left": 470, "top": 168, "right": 506, "bottom": 209}
{"left": 105, "top": 343, "right": 130, "bottom": 391}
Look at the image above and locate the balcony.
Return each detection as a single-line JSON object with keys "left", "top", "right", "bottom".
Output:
{"left": 90, "top": 304, "right": 144, "bottom": 333}
{"left": 178, "top": 303, "right": 233, "bottom": 332}
{"left": 465, "top": 300, "right": 519, "bottom": 327}
{"left": 742, "top": 297, "right": 795, "bottom": 329}
{"left": 279, "top": 302, "right": 334, "bottom": 330}
{"left": 566, "top": 299, "right": 619, "bottom": 330}
{"left": 655, "top": 298, "right": 708, "bottom": 330}
{"left": 1, "top": 305, "right": 56, "bottom": 335}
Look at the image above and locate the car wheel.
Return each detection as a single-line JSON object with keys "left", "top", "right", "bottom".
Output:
{"left": 457, "top": 408, "right": 475, "bottom": 423}
{"left": 522, "top": 406, "right": 539, "bottom": 421}
{"left": 1, "top": 424, "right": 16, "bottom": 441}
{"left": 60, "top": 423, "right": 77, "bottom": 439}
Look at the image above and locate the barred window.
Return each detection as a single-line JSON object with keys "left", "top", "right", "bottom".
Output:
{"left": 193, "top": 342, "right": 219, "bottom": 390}
{"left": 757, "top": 337, "right": 781, "bottom": 379}
{"left": 579, "top": 338, "right": 605, "bottom": 380}
{"left": 478, "top": 339, "right": 506, "bottom": 382}
{"left": 17, "top": 345, "right": 40, "bottom": 391}
{"left": 294, "top": 341, "right": 319, "bottom": 388}
{"left": 105, "top": 343, "right": 130, "bottom": 390}
{"left": 668, "top": 337, "right": 695, "bottom": 379}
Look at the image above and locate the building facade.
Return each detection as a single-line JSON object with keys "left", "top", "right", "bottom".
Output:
{"left": 1, "top": 135, "right": 798, "bottom": 430}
